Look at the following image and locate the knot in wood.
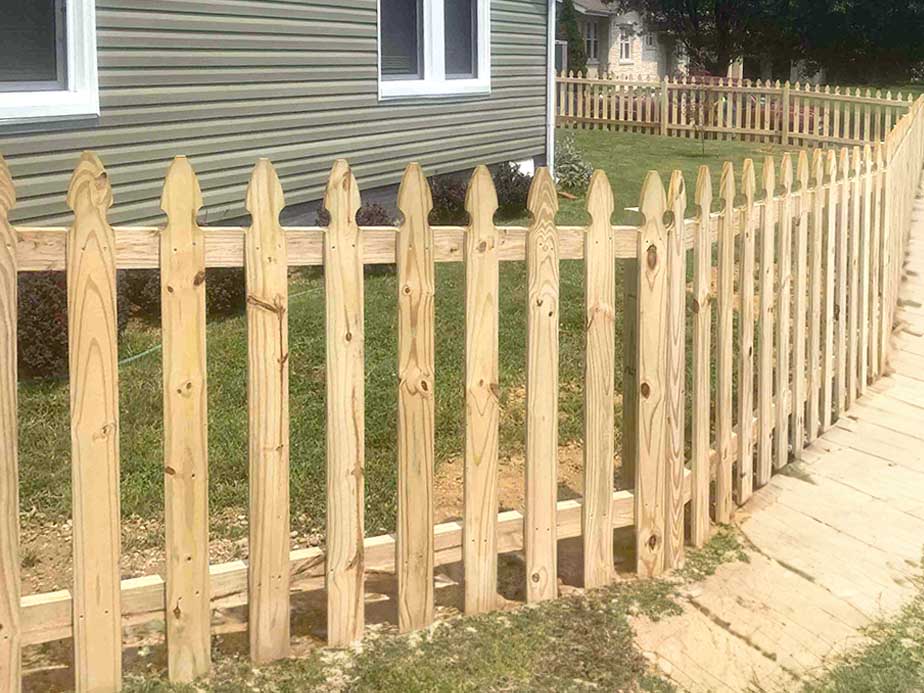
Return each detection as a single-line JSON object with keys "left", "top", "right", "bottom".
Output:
{"left": 646, "top": 244, "right": 658, "bottom": 270}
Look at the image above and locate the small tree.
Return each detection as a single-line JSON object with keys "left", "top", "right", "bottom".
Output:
{"left": 559, "top": 0, "right": 588, "bottom": 75}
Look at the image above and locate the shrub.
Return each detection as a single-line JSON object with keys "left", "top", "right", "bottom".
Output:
{"left": 428, "top": 175, "right": 469, "bottom": 225}
{"left": 492, "top": 162, "right": 532, "bottom": 219}
{"left": 429, "top": 162, "right": 533, "bottom": 225}
{"left": 18, "top": 271, "right": 130, "bottom": 378}
{"left": 555, "top": 134, "right": 594, "bottom": 192}
{"left": 315, "top": 202, "right": 394, "bottom": 227}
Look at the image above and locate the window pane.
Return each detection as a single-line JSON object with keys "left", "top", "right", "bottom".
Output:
{"left": 445, "top": 0, "right": 477, "bottom": 79}
{"left": 381, "top": 0, "right": 423, "bottom": 79}
{"left": 0, "top": 0, "right": 65, "bottom": 87}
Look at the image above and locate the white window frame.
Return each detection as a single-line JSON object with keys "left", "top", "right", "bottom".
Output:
{"left": 0, "top": 0, "right": 99, "bottom": 125}
{"left": 378, "top": 0, "right": 491, "bottom": 100}
{"left": 618, "top": 28, "right": 633, "bottom": 64}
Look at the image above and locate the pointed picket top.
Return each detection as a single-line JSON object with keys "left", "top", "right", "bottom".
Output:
{"left": 762, "top": 156, "right": 776, "bottom": 199}
{"left": 897, "top": 91, "right": 904, "bottom": 102}
{"left": 639, "top": 170, "right": 667, "bottom": 229}
{"left": 835, "top": 85, "right": 841, "bottom": 96}
{"left": 826, "top": 149, "right": 838, "bottom": 186}
{"left": 794, "top": 81, "right": 802, "bottom": 92}
{"left": 864, "top": 143, "right": 873, "bottom": 175}
{"left": 0, "top": 154, "right": 14, "bottom": 220}
{"left": 526, "top": 167, "right": 559, "bottom": 226}
{"left": 886, "top": 89, "right": 892, "bottom": 101}
{"left": 838, "top": 146, "right": 850, "bottom": 180}
{"left": 160, "top": 156, "right": 203, "bottom": 227}
{"left": 814, "top": 83, "right": 820, "bottom": 94}
{"left": 756, "top": 78, "right": 763, "bottom": 88}
{"left": 465, "top": 165, "right": 498, "bottom": 235}
{"left": 825, "top": 85, "right": 831, "bottom": 95}
{"left": 668, "top": 169, "right": 687, "bottom": 220}
{"left": 797, "top": 150, "right": 810, "bottom": 191}
{"left": 781, "top": 153, "right": 793, "bottom": 194}
{"left": 865, "top": 88, "right": 871, "bottom": 98}
{"left": 846, "top": 86, "right": 853, "bottom": 97}
{"left": 397, "top": 162, "right": 433, "bottom": 232}
{"left": 323, "top": 159, "right": 361, "bottom": 231}
{"left": 908, "top": 92, "right": 914, "bottom": 103}
{"left": 245, "top": 158, "right": 285, "bottom": 227}
{"left": 695, "top": 165, "right": 712, "bottom": 221}
{"left": 585, "top": 169, "right": 614, "bottom": 230}
{"left": 876, "top": 88, "right": 882, "bottom": 99}
{"left": 742, "top": 158, "right": 757, "bottom": 207}
{"left": 813, "top": 148, "right": 825, "bottom": 185}
{"left": 852, "top": 145, "right": 862, "bottom": 176}
{"left": 719, "top": 161, "right": 735, "bottom": 211}
{"left": 67, "top": 151, "right": 113, "bottom": 213}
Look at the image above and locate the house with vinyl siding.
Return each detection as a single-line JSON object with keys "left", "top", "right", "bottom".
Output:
{"left": 0, "top": 0, "right": 556, "bottom": 226}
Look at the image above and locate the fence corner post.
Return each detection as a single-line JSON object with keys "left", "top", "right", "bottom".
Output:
{"left": 660, "top": 78, "right": 669, "bottom": 136}
{"left": 781, "top": 81, "right": 791, "bottom": 146}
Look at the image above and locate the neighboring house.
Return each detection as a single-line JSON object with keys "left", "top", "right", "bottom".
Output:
{"left": 558, "top": 0, "right": 685, "bottom": 79}
{"left": 0, "top": 0, "right": 557, "bottom": 226}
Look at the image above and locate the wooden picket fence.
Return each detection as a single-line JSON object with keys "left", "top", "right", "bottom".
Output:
{"left": 557, "top": 72, "right": 914, "bottom": 147}
{"left": 1, "top": 95, "right": 924, "bottom": 692}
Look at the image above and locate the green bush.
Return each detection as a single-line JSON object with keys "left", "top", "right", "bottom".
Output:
{"left": 555, "top": 134, "right": 594, "bottom": 192}
{"left": 429, "top": 162, "right": 533, "bottom": 225}
{"left": 123, "top": 267, "right": 247, "bottom": 319}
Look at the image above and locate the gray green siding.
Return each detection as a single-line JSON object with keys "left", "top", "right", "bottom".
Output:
{"left": 0, "top": 0, "right": 549, "bottom": 225}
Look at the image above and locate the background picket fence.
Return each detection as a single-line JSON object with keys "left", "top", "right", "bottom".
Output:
{"left": 557, "top": 72, "right": 914, "bottom": 147}
{"left": 1, "top": 94, "right": 923, "bottom": 692}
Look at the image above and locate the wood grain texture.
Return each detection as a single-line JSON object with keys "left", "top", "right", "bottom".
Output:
{"left": 463, "top": 167, "right": 500, "bottom": 613}
{"left": 869, "top": 144, "right": 884, "bottom": 379}
{"left": 715, "top": 162, "right": 736, "bottom": 524}
{"left": 775, "top": 155, "right": 793, "bottom": 471}
{"left": 395, "top": 164, "right": 435, "bottom": 632}
{"left": 807, "top": 151, "right": 825, "bottom": 443}
{"left": 822, "top": 151, "right": 838, "bottom": 431}
{"left": 582, "top": 171, "right": 616, "bottom": 588}
{"left": 791, "top": 151, "right": 810, "bottom": 460}
{"left": 847, "top": 148, "right": 862, "bottom": 407}
{"left": 835, "top": 149, "right": 850, "bottom": 417}
{"left": 245, "top": 159, "right": 290, "bottom": 663}
{"left": 665, "top": 170, "right": 687, "bottom": 569}
{"left": 636, "top": 171, "right": 669, "bottom": 578}
{"left": 66, "top": 152, "right": 123, "bottom": 692}
{"left": 691, "top": 166, "right": 713, "bottom": 548}
{"left": 160, "top": 157, "right": 211, "bottom": 681}
{"left": 0, "top": 156, "right": 20, "bottom": 693}
{"left": 757, "top": 157, "right": 777, "bottom": 487}
{"left": 525, "top": 169, "right": 560, "bottom": 602}
{"left": 736, "top": 160, "right": 757, "bottom": 505}
{"left": 323, "top": 160, "right": 365, "bottom": 646}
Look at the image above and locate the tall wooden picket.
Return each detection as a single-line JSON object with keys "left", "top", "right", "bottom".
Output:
{"left": 715, "top": 162, "right": 736, "bottom": 523}
{"left": 847, "top": 148, "right": 862, "bottom": 406}
{"left": 775, "top": 155, "right": 793, "bottom": 471}
{"left": 879, "top": 143, "right": 892, "bottom": 376}
{"left": 463, "top": 166, "right": 500, "bottom": 613}
{"left": 807, "top": 150, "right": 825, "bottom": 442}
{"left": 757, "top": 157, "right": 776, "bottom": 488}
{"left": 835, "top": 149, "right": 850, "bottom": 417}
{"left": 665, "top": 170, "right": 686, "bottom": 569}
{"left": 324, "top": 160, "right": 366, "bottom": 646}
{"left": 245, "top": 160, "right": 291, "bottom": 663}
{"left": 690, "top": 166, "right": 712, "bottom": 547}
{"left": 737, "top": 160, "right": 757, "bottom": 505}
{"left": 791, "top": 151, "right": 810, "bottom": 459}
{"left": 67, "top": 152, "right": 122, "bottom": 692}
{"left": 160, "top": 157, "right": 211, "bottom": 681}
{"left": 0, "top": 157, "right": 20, "bottom": 693}
{"left": 636, "top": 171, "right": 669, "bottom": 578}
{"left": 396, "top": 164, "right": 436, "bottom": 633}
{"left": 822, "top": 151, "right": 838, "bottom": 431}
{"left": 525, "top": 169, "right": 560, "bottom": 603}
{"left": 582, "top": 171, "right": 616, "bottom": 589}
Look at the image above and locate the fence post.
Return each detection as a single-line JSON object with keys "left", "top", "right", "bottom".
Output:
{"left": 660, "top": 78, "right": 669, "bottom": 136}
{"left": 781, "top": 81, "right": 791, "bottom": 146}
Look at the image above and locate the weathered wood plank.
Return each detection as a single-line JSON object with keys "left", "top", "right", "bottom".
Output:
{"left": 822, "top": 151, "right": 838, "bottom": 431}
{"left": 324, "top": 160, "right": 365, "bottom": 646}
{"left": 869, "top": 144, "right": 884, "bottom": 378}
{"left": 636, "top": 171, "right": 669, "bottom": 578}
{"left": 847, "top": 147, "right": 861, "bottom": 407}
{"left": 67, "top": 152, "right": 123, "bottom": 692}
{"left": 582, "top": 171, "right": 617, "bottom": 589}
{"left": 716, "top": 162, "right": 736, "bottom": 523}
{"left": 737, "top": 160, "right": 757, "bottom": 504}
{"left": 0, "top": 157, "right": 20, "bottom": 693}
{"left": 807, "top": 150, "right": 825, "bottom": 442}
{"left": 757, "top": 157, "right": 776, "bottom": 487}
{"left": 245, "top": 160, "right": 290, "bottom": 662}
{"left": 463, "top": 166, "right": 500, "bottom": 613}
{"left": 160, "top": 157, "right": 211, "bottom": 681}
{"left": 791, "top": 152, "right": 810, "bottom": 459}
{"left": 836, "top": 149, "right": 850, "bottom": 417}
{"left": 396, "top": 164, "right": 435, "bottom": 633}
{"left": 775, "top": 154, "right": 794, "bottom": 470}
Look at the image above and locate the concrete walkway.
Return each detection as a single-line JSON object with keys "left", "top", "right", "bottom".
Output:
{"left": 632, "top": 193, "right": 924, "bottom": 692}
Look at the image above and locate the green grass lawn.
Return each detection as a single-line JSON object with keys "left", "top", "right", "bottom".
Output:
{"left": 17, "top": 129, "right": 796, "bottom": 541}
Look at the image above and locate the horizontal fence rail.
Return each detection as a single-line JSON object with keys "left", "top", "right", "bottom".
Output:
{"left": 1, "top": 95, "right": 923, "bottom": 692}
{"left": 557, "top": 72, "right": 914, "bottom": 147}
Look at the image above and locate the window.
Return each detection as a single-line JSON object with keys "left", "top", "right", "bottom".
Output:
{"left": 618, "top": 29, "right": 632, "bottom": 63}
{"left": 379, "top": 0, "right": 491, "bottom": 99}
{"left": 644, "top": 32, "right": 655, "bottom": 49}
{"left": 0, "top": 0, "right": 99, "bottom": 124}
{"left": 583, "top": 22, "right": 598, "bottom": 62}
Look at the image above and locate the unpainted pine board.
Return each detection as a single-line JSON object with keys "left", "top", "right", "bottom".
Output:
{"left": 847, "top": 150, "right": 862, "bottom": 407}
{"left": 824, "top": 418, "right": 924, "bottom": 472}
{"left": 690, "top": 167, "right": 712, "bottom": 548}
{"left": 323, "top": 160, "right": 365, "bottom": 645}
{"left": 822, "top": 151, "right": 838, "bottom": 430}
{"left": 791, "top": 152, "right": 810, "bottom": 459}
{"left": 245, "top": 160, "right": 291, "bottom": 662}
{"left": 869, "top": 146, "right": 884, "bottom": 377}
{"left": 757, "top": 158, "right": 776, "bottom": 486}
{"left": 0, "top": 157, "right": 20, "bottom": 693}
{"left": 775, "top": 156, "right": 794, "bottom": 470}
{"left": 858, "top": 147, "right": 873, "bottom": 395}
{"left": 835, "top": 150, "right": 850, "bottom": 415}
{"left": 66, "top": 153, "right": 123, "bottom": 692}
{"left": 463, "top": 167, "right": 500, "bottom": 614}
{"left": 664, "top": 171, "right": 687, "bottom": 569}
{"left": 635, "top": 172, "right": 669, "bottom": 577}
{"left": 524, "top": 169, "right": 560, "bottom": 602}
{"left": 582, "top": 171, "right": 617, "bottom": 589}
{"left": 807, "top": 152, "right": 825, "bottom": 442}
{"left": 395, "top": 164, "right": 435, "bottom": 632}
{"left": 716, "top": 163, "right": 736, "bottom": 524}
{"left": 160, "top": 158, "right": 211, "bottom": 681}
{"left": 736, "top": 161, "right": 757, "bottom": 504}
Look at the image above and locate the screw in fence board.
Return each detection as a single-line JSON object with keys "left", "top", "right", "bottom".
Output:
{"left": 736, "top": 160, "right": 757, "bottom": 505}
{"left": 822, "top": 151, "right": 838, "bottom": 431}
{"left": 791, "top": 151, "right": 810, "bottom": 460}
{"left": 807, "top": 150, "right": 825, "bottom": 443}
{"left": 715, "top": 162, "right": 736, "bottom": 524}
{"left": 245, "top": 160, "right": 291, "bottom": 663}
{"left": 757, "top": 157, "right": 776, "bottom": 488}
{"left": 858, "top": 145, "right": 873, "bottom": 396}
{"left": 781, "top": 82, "right": 791, "bottom": 146}
{"left": 775, "top": 155, "right": 794, "bottom": 471}
{"left": 160, "top": 158, "right": 211, "bottom": 682}
{"left": 0, "top": 156, "right": 20, "bottom": 693}
{"left": 835, "top": 149, "right": 850, "bottom": 418}
{"left": 665, "top": 171, "right": 687, "bottom": 569}
{"left": 66, "top": 152, "right": 122, "bottom": 692}
{"left": 396, "top": 164, "right": 435, "bottom": 633}
{"left": 463, "top": 166, "right": 500, "bottom": 614}
{"left": 525, "top": 169, "right": 560, "bottom": 603}
{"left": 324, "top": 160, "right": 365, "bottom": 646}
{"left": 690, "top": 167, "right": 712, "bottom": 548}
{"left": 582, "top": 172, "right": 616, "bottom": 589}
{"left": 635, "top": 171, "right": 668, "bottom": 578}
{"left": 847, "top": 148, "right": 862, "bottom": 408}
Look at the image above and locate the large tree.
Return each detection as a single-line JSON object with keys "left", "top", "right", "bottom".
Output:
{"left": 559, "top": 0, "right": 588, "bottom": 75}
